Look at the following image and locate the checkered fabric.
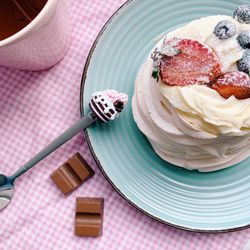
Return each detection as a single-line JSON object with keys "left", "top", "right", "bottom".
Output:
{"left": 0, "top": 0, "right": 250, "bottom": 249}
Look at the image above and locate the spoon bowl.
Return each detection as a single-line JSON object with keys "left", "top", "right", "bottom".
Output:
{"left": 0, "top": 175, "right": 14, "bottom": 210}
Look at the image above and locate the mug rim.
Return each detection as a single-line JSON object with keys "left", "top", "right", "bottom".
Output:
{"left": 0, "top": 0, "right": 57, "bottom": 48}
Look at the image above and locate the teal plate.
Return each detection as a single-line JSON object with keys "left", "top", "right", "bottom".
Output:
{"left": 81, "top": 0, "right": 250, "bottom": 232}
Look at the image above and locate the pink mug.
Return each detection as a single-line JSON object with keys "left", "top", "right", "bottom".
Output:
{"left": 0, "top": 0, "right": 71, "bottom": 71}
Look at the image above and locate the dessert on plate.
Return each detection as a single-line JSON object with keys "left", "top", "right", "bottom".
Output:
{"left": 132, "top": 5, "right": 250, "bottom": 172}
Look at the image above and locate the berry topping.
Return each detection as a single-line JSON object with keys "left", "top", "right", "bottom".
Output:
{"left": 151, "top": 38, "right": 181, "bottom": 81}
{"left": 211, "top": 71, "right": 250, "bottom": 100}
{"left": 233, "top": 5, "right": 250, "bottom": 24}
{"left": 159, "top": 38, "right": 221, "bottom": 86}
{"left": 237, "top": 50, "right": 250, "bottom": 74}
{"left": 237, "top": 30, "right": 250, "bottom": 49}
{"left": 213, "top": 20, "right": 236, "bottom": 40}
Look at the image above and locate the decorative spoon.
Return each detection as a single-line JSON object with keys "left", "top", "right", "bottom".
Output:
{"left": 0, "top": 89, "right": 128, "bottom": 211}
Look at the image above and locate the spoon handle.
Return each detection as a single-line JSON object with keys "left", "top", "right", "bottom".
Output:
{"left": 10, "top": 112, "right": 98, "bottom": 181}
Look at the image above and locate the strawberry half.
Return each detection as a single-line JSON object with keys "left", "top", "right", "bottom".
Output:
{"left": 211, "top": 71, "right": 250, "bottom": 100}
{"left": 159, "top": 38, "right": 222, "bottom": 86}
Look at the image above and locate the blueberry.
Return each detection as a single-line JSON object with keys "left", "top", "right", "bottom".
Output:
{"left": 214, "top": 20, "right": 236, "bottom": 40}
{"left": 233, "top": 5, "right": 250, "bottom": 24}
{"left": 237, "top": 50, "right": 250, "bottom": 74}
{"left": 237, "top": 31, "right": 250, "bottom": 49}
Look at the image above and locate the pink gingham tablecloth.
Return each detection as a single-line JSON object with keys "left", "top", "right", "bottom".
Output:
{"left": 0, "top": 0, "right": 250, "bottom": 249}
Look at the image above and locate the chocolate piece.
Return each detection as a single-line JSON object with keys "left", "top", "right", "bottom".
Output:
{"left": 75, "top": 214, "right": 101, "bottom": 237}
{"left": 51, "top": 163, "right": 81, "bottom": 194}
{"left": 50, "top": 153, "right": 94, "bottom": 195}
{"left": 76, "top": 197, "right": 104, "bottom": 215}
{"left": 75, "top": 197, "right": 104, "bottom": 237}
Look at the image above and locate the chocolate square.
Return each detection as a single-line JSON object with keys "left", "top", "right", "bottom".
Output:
{"left": 50, "top": 153, "right": 94, "bottom": 195}
{"left": 75, "top": 197, "right": 104, "bottom": 237}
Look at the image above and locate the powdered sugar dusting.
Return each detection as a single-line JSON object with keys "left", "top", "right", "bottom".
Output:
{"left": 237, "top": 30, "right": 250, "bottom": 48}
{"left": 196, "top": 76, "right": 209, "bottom": 82}
{"left": 234, "top": 4, "right": 250, "bottom": 23}
{"left": 217, "top": 71, "right": 250, "bottom": 87}
{"left": 161, "top": 37, "right": 181, "bottom": 56}
{"left": 159, "top": 38, "right": 222, "bottom": 86}
{"left": 211, "top": 71, "right": 250, "bottom": 99}
{"left": 213, "top": 20, "right": 236, "bottom": 39}
{"left": 150, "top": 37, "right": 181, "bottom": 79}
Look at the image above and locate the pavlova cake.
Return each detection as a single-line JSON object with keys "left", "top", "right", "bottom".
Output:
{"left": 132, "top": 5, "right": 250, "bottom": 172}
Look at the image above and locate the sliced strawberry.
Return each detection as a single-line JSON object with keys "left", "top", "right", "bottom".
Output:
{"left": 211, "top": 71, "right": 250, "bottom": 100}
{"left": 159, "top": 38, "right": 221, "bottom": 86}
